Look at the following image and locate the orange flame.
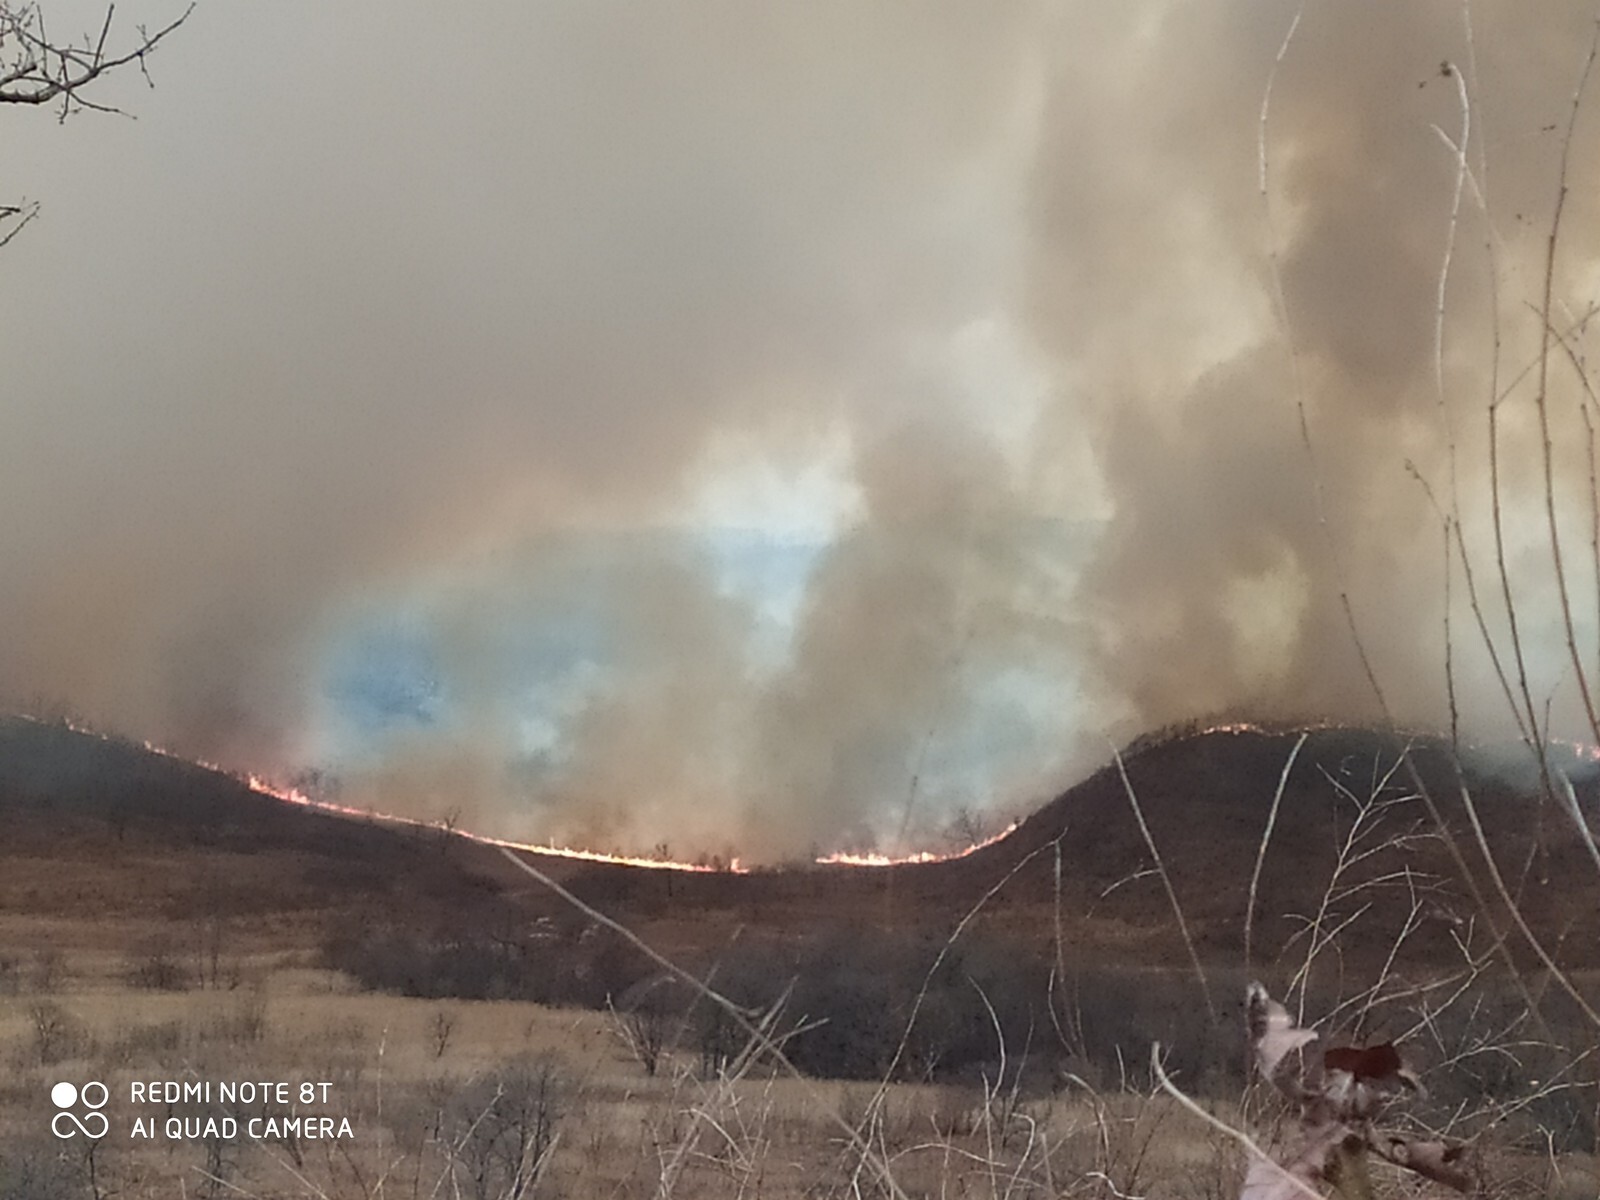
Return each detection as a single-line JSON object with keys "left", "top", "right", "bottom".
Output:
{"left": 245, "top": 774, "right": 749, "bottom": 873}
{"left": 814, "top": 819, "right": 1020, "bottom": 867}
{"left": 17, "top": 715, "right": 752, "bottom": 873}
{"left": 53, "top": 711, "right": 1595, "bottom": 875}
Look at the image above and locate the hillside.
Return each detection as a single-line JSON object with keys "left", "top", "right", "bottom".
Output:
{"left": 3, "top": 717, "right": 1598, "bottom": 979}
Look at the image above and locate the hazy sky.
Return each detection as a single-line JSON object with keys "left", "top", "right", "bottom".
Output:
{"left": 5, "top": 1, "right": 1600, "bottom": 857}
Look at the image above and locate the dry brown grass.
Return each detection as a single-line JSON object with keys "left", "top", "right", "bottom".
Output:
{"left": 3, "top": 953, "right": 1593, "bottom": 1200}
{"left": 0, "top": 953, "right": 1245, "bottom": 1200}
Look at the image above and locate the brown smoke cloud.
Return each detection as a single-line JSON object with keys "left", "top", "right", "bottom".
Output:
{"left": 4, "top": 1, "right": 1600, "bottom": 856}
{"left": 1025, "top": 0, "right": 1600, "bottom": 746}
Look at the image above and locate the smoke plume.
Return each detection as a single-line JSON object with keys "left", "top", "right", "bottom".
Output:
{"left": 4, "top": 0, "right": 1600, "bottom": 856}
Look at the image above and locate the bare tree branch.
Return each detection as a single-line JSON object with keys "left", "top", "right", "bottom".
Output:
{"left": 2, "top": 2, "right": 194, "bottom": 246}
{"left": 0, "top": 196, "right": 39, "bottom": 247}
{"left": 0, "top": 2, "right": 194, "bottom": 117}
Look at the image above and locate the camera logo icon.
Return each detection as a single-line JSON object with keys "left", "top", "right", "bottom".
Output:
{"left": 51, "top": 1081, "right": 109, "bottom": 1139}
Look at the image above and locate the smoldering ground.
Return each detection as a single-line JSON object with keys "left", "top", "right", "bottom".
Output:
{"left": 4, "top": 1, "right": 1600, "bottom": 856}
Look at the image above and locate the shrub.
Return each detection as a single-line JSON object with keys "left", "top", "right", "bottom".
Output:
{"left": 441, "top": 1055, "right": 565, "bottom": 1200}
{"left": 125, "top": 936, "right": 190, "bottom": 991}
{"left": 28, "top": 1001, "right": 87, "bottom": 1066}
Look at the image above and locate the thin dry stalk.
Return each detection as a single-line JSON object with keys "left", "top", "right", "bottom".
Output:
{"left": 1557, "top": 771, "right": 1600, "bottom": 880}
{"left": 1150, "top": 1045, "right": 1327, "bottom": 1200}
{"left": 862, "top": 837, "right": 1057, "bottom": 1127}
{"left": 1284, "top": 753, "right": 1415, "bottom": 1021}
{"left": 1246, "top": 732, "right": 1310, "bottom": 973}
{"left": 1531, "top": 11, "right": 1600, "bottom": 750}
{"left": 1110, "top": 744, "right": 1215, "bottom": 1023}
{"left": 1453, "top": 782, "right": 1600, "bottom": 1032}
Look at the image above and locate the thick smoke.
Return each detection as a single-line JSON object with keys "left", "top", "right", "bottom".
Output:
{"left": 4, "top": 1, "right": 1600, "bottom": 855}
{"left": 1026, "top": 0, "right": 1600, "bottom": 744}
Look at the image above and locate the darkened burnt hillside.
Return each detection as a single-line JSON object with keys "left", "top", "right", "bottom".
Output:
{"left": 0, "top": 716, "right": 515, "bottom": 943}
{"left": 3, "top": 717, "right": 1597, "bottom": 978}
{"left": 951, "top": 725, "right": 1600, "bottom": 971}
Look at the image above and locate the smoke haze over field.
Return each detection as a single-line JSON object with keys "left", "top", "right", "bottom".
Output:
{"left": 5, "top": 1, "right": 1600, "bottom": 856}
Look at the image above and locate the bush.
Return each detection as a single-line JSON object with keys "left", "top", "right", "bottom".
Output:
{"left": 688, "top": 927, "right": 1070, "bottom": 1087}
{"left": 109, "top": 1018, "right": 185, "bottom": 1061}
{"left": 1064, "top": 964, "right": 1246, "bottom": 1096}
{"left": 441, "top": 1055, "right": 565, "bottom": 1200}
{"left": 125, "top": 937, "right": 190, "bottom": 991}
{"left": 28, "top": 1001, "right": 88, "bottom": 1066}
{"left": 204, "top": 992, "right": 267, "bottom": 1045}
{"left": 322, "top": 922, "right": 653, "bottom": 1006}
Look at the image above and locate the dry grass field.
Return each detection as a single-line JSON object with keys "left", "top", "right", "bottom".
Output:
{"left": 4, "top": 720, "right": 1600, "bottom": 1197}
{"left": 0, "top": 952, "right": 1254, "bottom": 1200}
{"left": 2, "top": 953, "right": 1597, "bottom": 1199}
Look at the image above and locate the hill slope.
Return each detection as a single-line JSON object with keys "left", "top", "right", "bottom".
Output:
{"left": 3, "top": 717, "right": 1597, "bottom": 977}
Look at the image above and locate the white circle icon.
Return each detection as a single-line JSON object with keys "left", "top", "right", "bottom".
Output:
{"left": 51, "top": 1082, "right": 78, "bottom": 1108}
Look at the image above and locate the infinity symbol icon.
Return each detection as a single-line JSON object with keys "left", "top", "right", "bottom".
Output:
{"left": 52, "top": 1109, "right": 109, "bottom": 1139}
